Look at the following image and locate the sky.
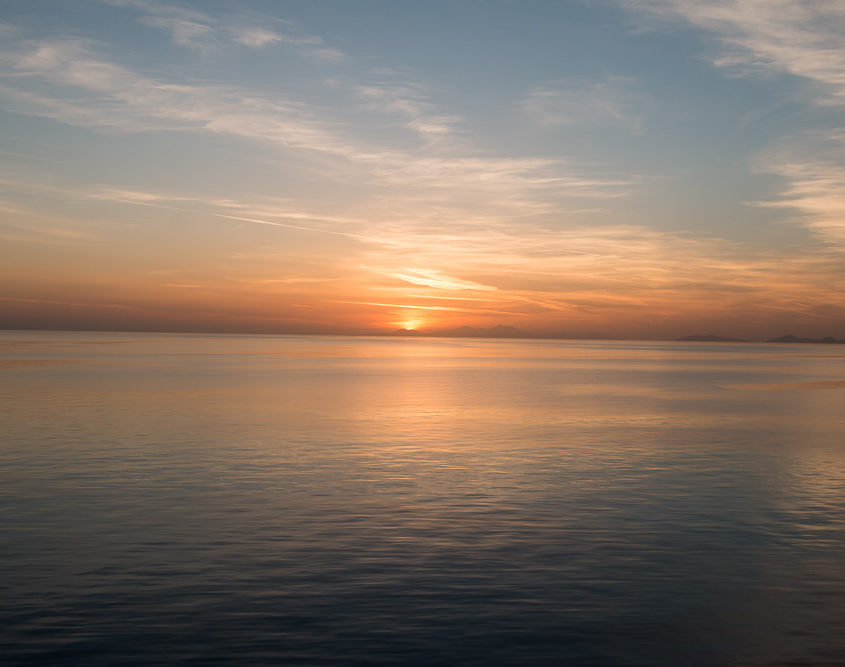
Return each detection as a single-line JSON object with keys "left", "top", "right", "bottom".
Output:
{"left": 1, "top": 0, "right": 844, "bottom": 340}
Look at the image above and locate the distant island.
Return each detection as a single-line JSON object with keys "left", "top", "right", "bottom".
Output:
{"left": 390, "top": 327, "right": 845, "bottom": 343}
{"left": 767, "top": 334, "right": 845, "bottom": 344}
{"left": 676, "top": 334, "right": 745, "bottom": 342}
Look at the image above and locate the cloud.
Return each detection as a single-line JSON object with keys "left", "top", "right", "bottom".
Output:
{"left": 6, "top": 174, "right": 845, "bottom": 337}
{"left": 0, "top": 38, "right": 355, "bottom": 147}
{"left": 754, "top": 155, "right": 845, "bottom": 250}
{"left": 0, "top": 36, "right": 630, "bottom": 210}
{"left": 232, "top": 27, "right": 282, "bottom": 48}
{"left": 523, "top": 76, "right": 644, "bottom": 131}
{"left": 387, "top": 269, "right": 498, "bottom": 291}
{"left": 141, "top": 15, "right": 215, "bottom": 50}
{"left": 626, "top": 0, "right": 845, "bottom": 105}
{"left": 357, "top": 82, "right": 462, "bottom": 140}
{"left": 99, "top": 0, "right": 219, "bottom": 51}
{"left": 623, "top": 2, "right": 845, "bottom": 256}
{"left": 0, "top": 178, "right": 384, "bottom": 247}
{"left": 98, "top": 0, "right": 340, "bottom": 58}
{"left": 0, "top": 199, "right": 97, "bottom": 243}
{"left": 80, "top": 184, "right": 380, "bottom": 241}
{"left": 344, "top": 213, "right": 845, "bottom": 337}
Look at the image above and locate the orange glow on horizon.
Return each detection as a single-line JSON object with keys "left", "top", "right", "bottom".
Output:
{"left": 398, "top": 317, "right": 424, "bottom": 331}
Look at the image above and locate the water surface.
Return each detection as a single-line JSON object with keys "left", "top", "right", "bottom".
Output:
{"left": 2, "top": 332, "right": 845, "bottom": 665}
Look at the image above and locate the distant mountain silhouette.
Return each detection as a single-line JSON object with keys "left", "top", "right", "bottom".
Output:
{"left": 393, "top": 328, "right": 422, "bottom": 336}
{"left": 677, "top": 334, "right": 745, "bottom": 342}
{"left": 768, "top": 334, "right": 845, "bottom": 344}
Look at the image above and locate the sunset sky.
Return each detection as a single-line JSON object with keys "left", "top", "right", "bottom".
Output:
{"left": 1, "top": 0, "right": 844, "bottom": 339}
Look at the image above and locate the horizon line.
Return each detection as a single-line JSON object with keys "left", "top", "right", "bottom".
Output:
{"left": 3, "top": 326, "right": 844, "bottom": 345}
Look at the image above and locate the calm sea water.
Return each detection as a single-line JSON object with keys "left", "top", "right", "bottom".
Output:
{"left": 2, "top": 331, "right": 845, "bottom": 665}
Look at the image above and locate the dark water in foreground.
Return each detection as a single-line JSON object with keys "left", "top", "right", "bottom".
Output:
{"left": 2, "top": 332, "right": 845, "bottom": 665}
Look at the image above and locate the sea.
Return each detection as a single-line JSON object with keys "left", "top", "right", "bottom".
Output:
{"left": 2, "top": 330, "right": 845, "bottom": 665}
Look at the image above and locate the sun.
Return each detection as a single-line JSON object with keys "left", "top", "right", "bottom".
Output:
{"left": 400, "top": 319, "right": 423, "bottom": 331}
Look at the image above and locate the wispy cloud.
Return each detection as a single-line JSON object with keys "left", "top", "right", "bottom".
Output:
{"left": 623, "top": 1, "right": 845, "bottom": 258}
{"left": 523, "top": 76, "right": 644, "bottom": 131}
{"left": 5, "top": 173, "right": 845, "bottom": 337}
{"left": 0, "top": 38, "right": 360, "bottom": 150}
{"left": 387, "top": 269, "right": 498, "bottom": 292}
{"left": 357, "top": 81, "right": 462, "bottom": 141}
{"left": 0, "top": 35, "right": 630, "bottom": 211}
{"left": 232, "top": 27, "right": 281, "bottom": 48}
{"left": 754, "top": 153, "right": 845, "bottom": 250}
{"left": 141, "top": 15, "right": 215, "bottom": 50}
{"left": 73, "top": 183, "right": 380, "bottom": 241}
{"left": 99, "top": 0, "right": 216, "bottom": 50}
{"left": 97, "top": 0, "right": 341, "bottom": 58}
{"left": 0, "top": 201, "right": 96, "bottom": 243}
{"left": 354, "top": 218, "right": 845, "bottom": 336}
{"left": 626, "top": 0, "right": 845, "bottom": 105}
